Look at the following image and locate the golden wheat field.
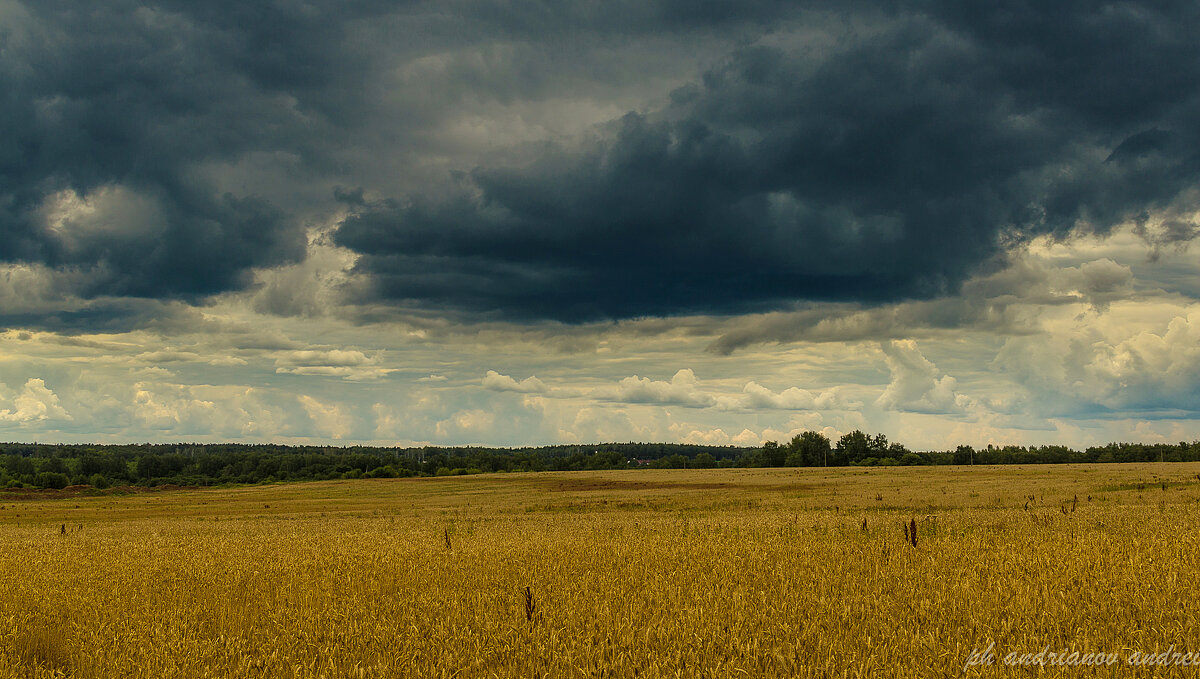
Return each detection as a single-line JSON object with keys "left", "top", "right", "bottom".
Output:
{"left": 1, "top": 464, "right": 1199, "bottom": 678}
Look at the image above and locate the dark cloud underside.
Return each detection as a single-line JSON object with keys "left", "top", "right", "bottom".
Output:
{"left": 0, "top": 0, "right": 379, "bottom": 297}
{"left": 337, "top": 1, "right": 1200, "bottom": 320}
{"left": 2, "top": 0, "right": 1198, "bottom": 323}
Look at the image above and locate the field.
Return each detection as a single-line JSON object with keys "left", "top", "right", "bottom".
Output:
{"left": 1, "top": 464, "right": 1199, "bottom": 678}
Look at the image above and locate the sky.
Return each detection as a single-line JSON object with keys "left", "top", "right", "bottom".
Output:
{"left": 2, "top": 0, "right": 1200, "bottom": 450}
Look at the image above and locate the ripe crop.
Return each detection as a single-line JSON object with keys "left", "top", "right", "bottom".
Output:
{"left": 1, "top": 464, "right": 1198, "bottom": 677}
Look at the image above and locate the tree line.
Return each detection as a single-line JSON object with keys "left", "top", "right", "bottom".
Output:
{"left": 1, "top": 434, "right": 1198, "bottom": 490}
{"left": 0, "top": 442, "right": 745, "bottom": 490}
{"left": 755, "top": 431, "right": 1200, "bottom": 467}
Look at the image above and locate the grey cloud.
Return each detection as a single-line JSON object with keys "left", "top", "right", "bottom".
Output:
{"left": 0, "top": 0, "right": 378, "bottom": 300}
{"left": 707, "top": 297, "right": 1039, "bottom": 355}
{"left": 995, "top": 313, "right": 1200, "bottom": 417}
{"left": 480, "top": 368, "right": 857, "bottom": 412}
{"left": 706, "top": 253, "right": 1141, "bottom": 353}
{"left": 1136, "top": 215, "right": 1200, "bottom": 262}
{"left": 0, "top": 298, "right": 206, "bottom": 336}
{"left": 6, "top": 0, "right": 1200, "bottom": 332}
{"left": 136, "top": 351, "right": 203, "bottom": 364}
{"left": 274, "top": 348, "right": 392, "bottom": 381}
{"left": 1, "top": 0, "right": 811, "bottom": 327}
{"left": 1071, "top": 259, "right": 1133, "bottom": 313}
{"left": 275, "top": 349, "right": 374, "bottom": 368}
{"left": 337, "top": 1, "right": 1200, "bottom": 321}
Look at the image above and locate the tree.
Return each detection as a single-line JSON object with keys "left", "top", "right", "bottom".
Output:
{"left": 870, "top": 433, "right": 889, "bottom": 452}
{"left": 34, "top": 472, "right": 70, "bottom": 489}
{"left": 788, "top": 431, "right": 832, "bottom": 467}
{"left": 80, "top": 453, "right": 127, "bottom": 478}
{"left": 135, "top": 455, "right": 166, "bottom": 480}
{"left": 38, "top": 457, "right": 68, "bottom": 474}
{"left": 953, "top": 445, "right": 975, "bottom": 465}
{"left": 3, "top": 455, "right": 35, "bottom": 477}
{"left": 836, "top": 430, "right": 872, "bottom": 466}
{"left": 650, "top": 454, "right": 690, "bottom": 469}
{"left": 761, "top": 441, "right": 786, "bottom": 467}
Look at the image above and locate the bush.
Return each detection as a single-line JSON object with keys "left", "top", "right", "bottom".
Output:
{"left": 34, "top": 472, "right": 70, "bottom": 489}
{"left": 649, "top": 454, "right": 690, "bottom": 469}
{"left": 89, "top": 474, "right": 111, "bottom": 489}
{"left": 900, "top": 452, "right": 926, "bottom": 466}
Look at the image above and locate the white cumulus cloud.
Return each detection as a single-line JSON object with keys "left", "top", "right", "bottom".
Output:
{"left": 482, "top": 370, "right": 548, "bottom": 393}
{"left": 0, "top": 378, "right": 71, "bottom": 423}
{"left": 609, "top": 369, "right": 714, "bottom": 407}
{"left": 875, "top": 340, "right": 974, "bottom": 414}
{"left": 298, "top": 394, "right": 353, "bottom": 439}
{"left": 736, "top": 381, "right": 853, "bottom": 411}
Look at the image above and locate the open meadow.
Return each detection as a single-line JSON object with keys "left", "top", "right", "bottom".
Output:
{"left": 2, "top": 464, "right": 1199, "bottom": 677}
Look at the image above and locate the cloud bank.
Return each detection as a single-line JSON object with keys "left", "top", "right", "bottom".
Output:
{"left": 336, "top": 1, "right": 1200, "bottom": 320}
{"left": 2, "top": 1, "right": 1200, "bottom": 449}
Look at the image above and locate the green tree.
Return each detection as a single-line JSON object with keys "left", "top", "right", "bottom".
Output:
{"left": 135, "top": 455, "right": 166, "bottom": 480}
{"left": 2, "top": 455, "right": 35, "bottom": 477}
{"left": 38, "top": 457, "right": 68, "bottom": 474}
{"left": 836, "top": 430, "right": 872, "bottom": 465}
{"left": 870, "top": 433, "right": 889, "bottom": 453}
{"left": 761, "top": 441, "right": 786, "bottom": 467}
{"left": 953, "top": 445, "right": 975, "bottom": 465}
{"left": 788, "top": 431, "right": 831, "bottom": 467}
{"left": 34, "top": 472, "right": 70, "bottom": 489}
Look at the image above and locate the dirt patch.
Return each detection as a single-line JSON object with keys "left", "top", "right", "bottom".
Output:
{"left": 541, "top": 477, "right": 824, "bottom": 494}
{"left": 0, "top": 484, "right": 203, "bottom": 501}
{"left": 547, "top": 478, "right": 750, "bottom": 492}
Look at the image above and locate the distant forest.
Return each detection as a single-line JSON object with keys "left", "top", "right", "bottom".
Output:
{"left": 2, "top": 432, "right": 1200, "bottom": 490}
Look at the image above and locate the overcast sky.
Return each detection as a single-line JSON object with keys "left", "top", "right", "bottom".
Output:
{"left": 3, "top": 0, "right": 1200, "bottom": 449}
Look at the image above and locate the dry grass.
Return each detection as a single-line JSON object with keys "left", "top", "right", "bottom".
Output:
{"left": 1, "top": 464, "right": 1199, "bottom": 677}
{"left": 8, "top": 619, "right": 74, "bottom": 676}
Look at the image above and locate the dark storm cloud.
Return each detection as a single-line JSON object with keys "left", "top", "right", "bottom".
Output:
{"left": 337, "top": 1, "right": 1200, "bottom": 321}
{"left": 6, "top": 0, "right": 1200, "bottom": 325}
{"left": 0, "top": 299, "right": 203, "bottom": 336}
{"left": 0, "top": 0, "right": 812, "bottom": 312}
{"left": 0, "top": 0, "right": 388, "bottom": 298}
